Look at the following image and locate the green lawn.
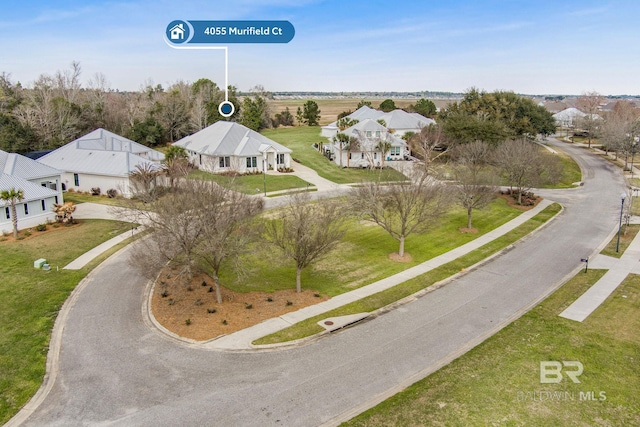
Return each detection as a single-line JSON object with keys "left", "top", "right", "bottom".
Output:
{"left": 188, "top": 169, "right": 312, "bottom": 194}
{"left": 600, "top": 224, "right": 639, "bottom": 258}
{"left": 542, "top": 147, "right": 582, "bottom": 188}
{"left": 253, "top": 203, "right": 561, "bottom": 345}
{"left": 0, "top": 220, "right": 134, "bottom": 424}
{"left": 261, "top": 127, "right": 407, "bottom": 184}
{"left": 343, "top": 268, "right": 640, "bottom": 426}
{"left": 62, "top": 191, "right": 128, "bottom": 206}
{"left": 223, "top": 197, "right": 521, "bottom": 297}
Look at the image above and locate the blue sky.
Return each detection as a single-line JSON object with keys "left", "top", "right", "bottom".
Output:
{"left": 2, "top": 0, "right": 640, "bottom": 95}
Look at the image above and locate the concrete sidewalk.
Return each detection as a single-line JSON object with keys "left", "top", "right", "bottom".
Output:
{"left": 64, "top": 226, "right": 144, "bottom": 270}
{"left": 559, "top": 224, "right": 640, "bottom": 322}
{"left": 202, "top": 199, "right": 554, "bottom": 350}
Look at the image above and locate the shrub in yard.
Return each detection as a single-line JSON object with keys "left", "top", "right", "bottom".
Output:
{"left": 207, "top": 308, "right": 216, "bottom": 314}
{"left": 91, "top": 187, "right": 101, "bottom": 196}
{"left": 106, "top": 188, "right": 118, "bottom": 198}
{"left": 36, "top": 224, "right": 47, "bottom": 232}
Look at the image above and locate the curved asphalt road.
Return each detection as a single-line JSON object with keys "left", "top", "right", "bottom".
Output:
{"left": 17, "top": 140, "right": 625, "bottom": 427}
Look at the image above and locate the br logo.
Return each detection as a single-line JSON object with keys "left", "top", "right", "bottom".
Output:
{"left": 540, "top": 361, "right": 583, "bottom": 384}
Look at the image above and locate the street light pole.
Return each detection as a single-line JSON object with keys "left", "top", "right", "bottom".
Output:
{"left": 616, "top": 192, "right": 626, "bottom": 253}
{"left": 263, "top": 159, "right": 267, "bottom": 196}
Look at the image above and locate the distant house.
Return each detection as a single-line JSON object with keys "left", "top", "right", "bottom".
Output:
{"left": 330, "top": 119, "right": 407, "bottom": 168}
{"left": 321, "top": 106, "right": 435, "bottom": 139}
{"left": 552, "top": 108, "right": 587, "bottom": 127}
{"left": 0, "top": 150, "right": 63, "bottom": 234}
{"left": 173, "top": 121, "right": 292, "bottom": 174}
{"left": 37, "top": 128, "right": 164, "bottom": 197}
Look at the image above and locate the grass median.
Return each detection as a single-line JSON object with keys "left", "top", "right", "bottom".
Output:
{"left": 253, "top": 203, "right": 561, "bottom": 345}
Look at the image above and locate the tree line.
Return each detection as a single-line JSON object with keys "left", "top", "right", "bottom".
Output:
{"left": 0, "top": 62, "right": 323, "bottom": 154}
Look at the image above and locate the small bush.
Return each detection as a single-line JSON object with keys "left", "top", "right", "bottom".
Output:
{"left": 23, "top": 230, "right": 32, "bottom": 237}
{"left": 194, "top": 299, "right": 203, "bottom": 306}
{"left": 106, "top": 188, "right": 118, "bottom": 198}
{"left": 168, "top": 298, "right": 175, "bottom": 305}
{"left": 222, "top": 319, "right": 228, "bottom": 325}
{"left": 245, "top": 303, "right": 253, "bottom": 309}
{"left": 314, "top": 293, "right": 321, "bottom": 298}
{"left": 286, "top": 300, "right": 293, "bottom": 306}
{"left": 207, "top": 308, "right": 216, "bottom": 314}
{"left": 161, "top": 290, "right": 169, "bottom": 298}
{"left": 91, "top": 187, "right": 101, "bottom": 196}
{"left": 187, "top": 286, "right": 193, "bottom": 292}
{"left": 36, "top": 224, "right": 47, "bottom": 232}
{"left": 266, "top": 297, "right": 273, "bottom": 302}
{"left": 208, "top": 286, "right": 213, "bottom": 293}
{"left": 185, "top": 318, "right": 191, "bottom": 326}
{"left": 201, "top": 280, "right": 208, "bottom": 287}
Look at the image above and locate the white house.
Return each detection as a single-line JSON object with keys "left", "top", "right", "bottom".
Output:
{"left": 0, "top": 150, "right": 64, "bottom": 234}
{"left": 552, "top": 108, "right": 587, "bottom": 128}
{"left": 330, "top": 119, "right": 407, "bottom": 168}
{"left": 37, "top": 128, "right": 164, "bottom": 197}
{"left": 173, "top": 121, "right": 292, "bottom": 174}
{"left": 321, "top": 106, "right": 435, "bottom": 139}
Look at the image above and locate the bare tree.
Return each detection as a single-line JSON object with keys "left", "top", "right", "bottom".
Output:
{"left": 196, "top": 188, "right": 263, "bottom": 303}
{"left": 451, "top": 141, "right": 498, "bottom": 229}
{"left": 494, "top": 139, "right": 560, "bottom": 204}
{"left": 409, "top": 124, "right": 452, "bottom": 179}
{"left": 351, "top": 178, "right": 450, "bottom": 258}
{"left": 264, "top": 192, "right": 347, "bottom": 292}
{"left": 123, "top": 180, "right": 213, "bottom": 285}
{"left": 576, "top": 91, "right": 604, "bottom": 148}
{"left": 601, "top": 101, "right": 640, "bottom": 169}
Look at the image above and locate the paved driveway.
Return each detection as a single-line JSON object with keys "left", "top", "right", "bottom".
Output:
{"left": 17, "top": 140, "right": 625, "bottom": 427}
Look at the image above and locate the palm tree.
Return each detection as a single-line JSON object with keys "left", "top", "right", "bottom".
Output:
{"left": 376, "top": 139, "right": 393, "bottom": 168}
{"left": 1, "top": 187, "right": 25, "bottom": 239}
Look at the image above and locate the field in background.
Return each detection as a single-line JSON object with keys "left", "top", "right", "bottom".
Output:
{"left": 267, "top": 98, "right": 453, "bottom": 126}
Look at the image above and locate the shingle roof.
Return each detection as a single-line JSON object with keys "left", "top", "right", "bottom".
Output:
{"left": 0, "top": 150, "right": 62, "bottom": 180}
{"left": 552, "top": 108, "right": 586, "bottom": 121}
{"left": 37, "top": 129, "right": 164, "bottom": 177}
{"left": 173, "top": 121, "right": 292, "bottom": 156}
{"left": 0, "top": 173, "right": 59, "bottom": 202}
{"left": 378, "top": 110, "right": 435, "bottom": 130}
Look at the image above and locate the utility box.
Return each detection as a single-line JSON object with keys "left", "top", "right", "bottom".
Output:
{"left": 34, "top": 258, "right": 47, "bottom": 269}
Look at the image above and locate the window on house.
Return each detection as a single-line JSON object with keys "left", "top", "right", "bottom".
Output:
{"left": 199, "top": 154, "right": 202, "bottom": 165}
{"left": 374, "top": 152, "right": 377, "bottom": 159}
{"left": 348, "top": 153, "right": 352, "bottom": 160}
{"left": 42, "top": 200, "right": 46, "bottom": 211}
{"left": 361, "top": 153, "right": 364, "bottom": 159}
{"left": 74, "top": 173, "right": 79, "bottom": 186}
{"left": 246, "top": 157, "right": 257, "bottom": 168}
{"left": 277, "top": 154, "right": 285, "bottom": 165}
{"left": 24, "top": 203, "right": 29, "bottom": 215}
{"left": 375, "top": 131, "right": 381, "bottom": 137}
{"left": 54, "top": 196, "right": 58, "bottom": 204}
{"left": 5, "top": 207, "right": 10, "bottom": 219}
{"left": 219, "top": 156, "right": 230, "bottom": 168}
{"left": 366, "top": 131, "right": 372, "bottom": 137}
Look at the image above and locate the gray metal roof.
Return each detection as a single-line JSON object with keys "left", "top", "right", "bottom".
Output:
{"left": 173, "top": 121, "right": 292, "bottom": 157}
{"left": 378, "top": 110, "right": 435, "bottom": 130}
{"left": 38, "top": 129, "right": 164, "bottom": 177}
{"left": 77, "top": 128, "right": 164, "bottom": 160}
{"left": 0, "top": 150, "right": 62, "bottom": 180}
{"left": 0, "top": 173, "right": 59, "bottom": 202}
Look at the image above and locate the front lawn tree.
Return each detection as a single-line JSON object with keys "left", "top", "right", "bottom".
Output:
{"left": 412, "top": 98, "right": 437, "bottom": 118}
{"left": 196, "top": 186, "right": 263, "bottom": 303}
{"left": 264, "top": 192, "right": 347, "bottom": 293}
{"left": 1, "top": 187, "right": 24, "bottom": 238}
{"left": 452, "top": 141, "right": 497, "bottom": 229}
{"left": 409, "top": 124, "right": 453, "bottom": 177}
{"left": 352, "top": 179, "right": 450, "bottom": 258}
{"left": 494, "top": 139, "right": 560, "bottom": 205}
{"left": 576, "top": 91, "right": 604, "bottom": 148}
